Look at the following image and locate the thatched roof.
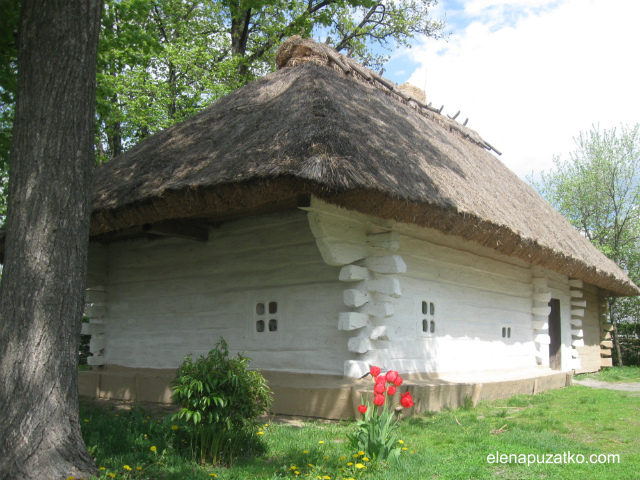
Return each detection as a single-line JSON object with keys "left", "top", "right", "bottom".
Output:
{"left": 91, "top": 36, "right": 639, "bottom": 297}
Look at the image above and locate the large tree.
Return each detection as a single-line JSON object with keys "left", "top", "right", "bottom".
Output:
{"left": 531, "top": 124, "right": 640, "bottom": 365}
{"left": 0, "top": 0, "right": 103, "bottom": 478}
{"left": 96, "top": 0, "right": 445, "bottom": 160}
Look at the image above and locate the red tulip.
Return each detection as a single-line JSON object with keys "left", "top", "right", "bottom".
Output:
{"left": 358, "top": 404, "right": 367, "bottom": 414}
{"left": 387, "top": 385, "right": 396, "bottom": 396}
{"left": 373, "top": 394, "right": 385, "bottom": 406}
{"left": 385, "top": 370, "right": 399, "bottom": 384}
{"left": 400, "top": 391, "right": 414, "bottom": 408}
{"left": 374, "top": 383, "right": 385, "bottom": 394}
{"left": 393, "top": 376, "right": 403, "bottom": 387}
{"left": 370, "top": 366, "right": 381, "bottom": 377}
{"left": 374, "top": 375, "right": 386, "bottom": 385}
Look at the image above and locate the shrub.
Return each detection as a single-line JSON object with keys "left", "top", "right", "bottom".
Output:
{"left": 171, "top": 338, "right": 272, "bottom": 464}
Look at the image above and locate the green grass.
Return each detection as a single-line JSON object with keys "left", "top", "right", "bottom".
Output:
{"left": 575, "top": 365, "right": 640, "bottom": 383}
{"left": 80, "top": 385, "right": 640, "bottom": 480}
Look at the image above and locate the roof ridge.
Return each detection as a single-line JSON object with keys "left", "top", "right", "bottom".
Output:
{"left": 275, "top": 36, "right": 501, "bottom": 156}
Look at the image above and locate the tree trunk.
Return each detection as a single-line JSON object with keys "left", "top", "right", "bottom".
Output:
{"left": 0, "top": 1, "right": 103, "bottom": 479}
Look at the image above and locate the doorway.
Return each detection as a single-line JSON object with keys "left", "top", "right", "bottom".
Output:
{"left": 548, "top": 299, "right": 562, "bottom": 370}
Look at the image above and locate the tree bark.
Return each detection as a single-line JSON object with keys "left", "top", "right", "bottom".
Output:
{"left": 0, "top": 1, "right": 103, "bottom": 479}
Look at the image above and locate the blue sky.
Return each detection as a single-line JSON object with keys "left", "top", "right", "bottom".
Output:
{"left": 380, "top": 0, "right": 640, "bottom": 179}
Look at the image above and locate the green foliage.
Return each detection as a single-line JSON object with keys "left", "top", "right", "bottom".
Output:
{"left": 347, "top": 397, "right": 401, "bottom": 461}
{"left": 529, "top": 124, "right": 640, "bottom": 363}
{"left": 95, "top": 0, "right": 445, "bottom": 160}
{"left": 171, "top": 338, "right": 272, "bottom": 464}
{"left": 0, "top": 0, "right": 18, "bottom": 224}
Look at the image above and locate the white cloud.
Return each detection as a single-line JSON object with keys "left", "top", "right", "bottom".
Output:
{"left": 405, "top": 0, "right": 640, "bottom": 178}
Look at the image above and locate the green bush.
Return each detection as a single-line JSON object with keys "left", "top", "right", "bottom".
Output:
{"left": 171, "top": 338, "right": 272, "bottom": 464}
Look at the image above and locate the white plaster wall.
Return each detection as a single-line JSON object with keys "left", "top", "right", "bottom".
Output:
{"left": 377, "top": 232, "right": 538, "bottom": 375}
{"left": 100, "top": 210, "right": 351, "bottom": 375}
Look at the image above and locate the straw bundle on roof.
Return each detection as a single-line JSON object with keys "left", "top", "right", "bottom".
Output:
{"left": 90, "top": 36, "right": 639, "bottom": 297}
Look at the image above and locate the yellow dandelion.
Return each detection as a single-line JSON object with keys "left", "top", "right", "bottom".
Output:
{"left": 256, "top": 431, "right": 264, "bottom": 435}
{"left": 402, "top": 447, "right": 408, "bottom": 451}
{"left": 355, "top": 463, "right": 365, "bottom": 469}
{"left": 84, "top": 419, "right": 89, "bottom": 423}
{"left": 137, "top": 466, "right": 142, "bottom": 471}
{"left": 323, "top": 476, "right": 331, "bottom": 479}
{"left": 150, "top": 446, "right": 157, "bottom": 452}
{"left": 67, "top": 477, "right": 74, "bottom": 480}
{"left": 171, "top": 425, "right": 178, "bottom": 430}
{"left": 265, "top": 423, "right": 269, "bottom": 427}
{"left": 398, "top": 440, "right": 404, "bottom": 444}
{"left": 358, "top": 451, "right": 365, "bottom": 456}
{"left": 144, "top": 434, "right": 147, "bottom": 438}
{"left": 309, "top": 464, "right": 314, "bottom": 468}
{"left": 411, "top": 450, "right": 415, "bottom": 454}
{"left": 339, "top": 456, "right": 346, "bottom": 461}
{"left": 352, "top": 454, "right": 359, "bottom": 458}
{"left": 347, "top": 462, "right": 353, "bottom": 466}
{"left": 124, "top": 465, "right": 132, "bottom": 471}
{"left": 318, "top": 440, "right": 324, "bottom": 444}
{"left": 108, "top": 474, "right": 115, "bottom": 478}
{"left": 303, "top": 450, "right": 309, "bottom": 454}
{"left": 294, "top": 472, "right": 299, "bottom": 476}
{"left": 210, "top": 474, "right": 218, "bottom": 478}
{"left": 99, "top": 467, "right": 106, "bottom": 471}
{"left": 324, "top": 456, "right": 329, "bottom": 460}
{"left": 362, "top": 457, "right": 369, "bottom": 462}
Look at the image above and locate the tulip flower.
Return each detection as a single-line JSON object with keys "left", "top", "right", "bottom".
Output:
{"left": 373, "top": 394, "right": 385, "bottom": 406}
{"left": 387, "top": 385, "right": 396, "bottom": 396}
{"left": 385, "top": 370, "right": 399, "bottom": 384}
{"left": 400, "top": 391, "right": 414, "bottom": 408}
{"left": 373, "top": 383, "right": 385, "bottom": 394}
{"left": 358, "top": 404, "right": 367, "bottom": 414}
{"left": 370, "top": 366, "right": 381, "bottom": 377}
{"left": 393, "top": 376, "right": 403, "bottom": 387}
{"left": 374, "top": 375, "right": 386, "bottom": 385}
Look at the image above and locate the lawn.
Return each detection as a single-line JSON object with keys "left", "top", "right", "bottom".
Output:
{"left": 575, "top": 365, "right": 640, "bottom": 383}
{"left": 80, "top": 369, "right": 640, "bottom": 480}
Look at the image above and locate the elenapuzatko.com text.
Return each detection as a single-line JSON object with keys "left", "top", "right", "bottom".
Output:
{"left": 487, "top": 452, "right": 620, "bottom": 466}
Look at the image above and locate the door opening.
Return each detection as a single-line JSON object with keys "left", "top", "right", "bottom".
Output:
{"left": 548, "top": 299, "right": 562, "bottom": 370}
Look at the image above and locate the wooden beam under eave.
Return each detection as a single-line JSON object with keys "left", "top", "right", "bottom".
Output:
{"left": 143, "top": 220, "right": 209, "bottom": 242}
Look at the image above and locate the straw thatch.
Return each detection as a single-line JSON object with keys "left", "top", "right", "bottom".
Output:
{"left": 91, "top": 36, "right": 639, "bottom": 297}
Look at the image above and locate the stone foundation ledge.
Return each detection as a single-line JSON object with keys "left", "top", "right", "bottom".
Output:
{"left": 79, "top": 366, "right": 572, "bottom": 420}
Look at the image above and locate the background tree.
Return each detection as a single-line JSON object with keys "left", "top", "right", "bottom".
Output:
{"left": 96, "top": 0, "right": 445, "bottom": 160}
{"left": 530, "top": 124, "right": 640, "bottom": 366}
{"left": 0, "top": 0, "right": 103, "bottom": 478}
{"left": 0, "top": 0, "right": 19, "bottom": 221}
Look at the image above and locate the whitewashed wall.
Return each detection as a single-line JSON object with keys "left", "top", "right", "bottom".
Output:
{"left": 91, "top": 210, "right": 353, "bottom": 375}
{"left": 86, "top": 198, "right": 586, "bottom": 379}
{"left": 386, "top": 236, "right": 538, "bottom": 375}
{"left": 305, "top": 198, "right": 577, "bottom": 377}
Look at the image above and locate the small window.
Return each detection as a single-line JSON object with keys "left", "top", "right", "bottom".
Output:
{"left": 422, "top": 319, "right": 428, "bottom": 332}
{"left": 256, "top": 320, "right": 265, "bottom": 332}
{"left": 422, "top": 301, "right": 428, "bottom": 315}
{"left": 507, "top": 327, "right": 511, "bottom": 338}
{"left": 256, "top": 303, "right": 265, "bottom": 315}
{"left": 430, "top": 302, "right": 435, "bottom": 316}
{"left": 269, "top": 301, "right": 278, "bottom": 314}
{"left": 430, "top": 320, "right": 435, "bottom": 333}
{"left": 268, "top": 319, "right": 278, "bottom": 332}
{"left": 502, "top": 327, "right": 506, "bottom": 338}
